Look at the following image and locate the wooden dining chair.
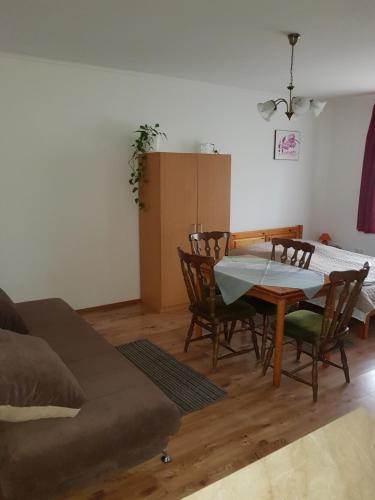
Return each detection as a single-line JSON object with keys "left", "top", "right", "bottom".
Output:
{"left": 271, "top": 238, "right": 315, "bottom": 269}
{"left": 263, "top": 262, "right": 370, "bottom": 401}
{"left": 177, "top": 247, "right": 260, "bottom": 371}
{"left": 189, "top": 231, "right": 231, "bottom": 260}
{"left": 247, "top": 238, "right": 316, "bottom": 360}
{"left": 189, "top": 231, "right": 231, "bottom": 297}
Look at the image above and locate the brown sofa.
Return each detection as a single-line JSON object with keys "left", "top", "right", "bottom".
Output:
{"left": 0, "top": 298, "right": 181, "bottom": 500}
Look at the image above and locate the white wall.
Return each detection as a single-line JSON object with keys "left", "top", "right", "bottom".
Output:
{"left": 310, "top": 94, "right": 375, "bottom": 255}
{"left": 0, "top": 53, "right": 318, "bottom": 308}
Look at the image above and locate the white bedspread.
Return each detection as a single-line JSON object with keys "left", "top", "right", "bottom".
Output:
{"left": 230, "top": 240, "right": 375, "bottom": 321}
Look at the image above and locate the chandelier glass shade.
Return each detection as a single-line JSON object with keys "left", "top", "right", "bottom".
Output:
{"left": 257, "top": 33, "right": 326, "bottom": 121}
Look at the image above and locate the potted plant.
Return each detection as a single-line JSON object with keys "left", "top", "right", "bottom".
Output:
{"left": 129, "top": 123, "right": 167, "bottom": 208}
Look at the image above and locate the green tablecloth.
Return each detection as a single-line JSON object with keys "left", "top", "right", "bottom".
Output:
{"left": 214, "top": 256, "right": 325, "bottom": 305}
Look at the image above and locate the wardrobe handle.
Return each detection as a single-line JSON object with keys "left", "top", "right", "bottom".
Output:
{"left": 198, "top": 223, "right": 203, "bottom": 232}
{"left": 191, "top": 223, "right": 197, "bottom": 233}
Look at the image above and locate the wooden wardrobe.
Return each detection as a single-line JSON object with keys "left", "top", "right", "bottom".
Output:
{"left": 139, "top": 152, "right": 231, "bottom": 312}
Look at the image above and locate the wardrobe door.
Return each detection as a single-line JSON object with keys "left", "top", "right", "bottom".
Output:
{"left": 197, "top": 154, "right": 231, "bottom": 233}
{"left": 160, "top": 154, "right": 198, "bottom": 308}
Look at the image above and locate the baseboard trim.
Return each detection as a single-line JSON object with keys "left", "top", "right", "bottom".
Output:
{"left": 76, "top": 299, "right": 140, "bottom": 314}
{"left": 140, "top": 302, "right": 189, "bottom": 314}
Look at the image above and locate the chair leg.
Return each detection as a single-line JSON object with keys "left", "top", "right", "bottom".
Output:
{"left": 212, "top": 325, "right": 220, "bottom": 372}
{"left": 263, "top": 340, "right": 274, "bottom": 376}
{"left": 296, "top": 340, "right": 303, "bottom": 361}
{"left": 249, "top": 317, "right": 260, "bottom": 360}
{"left": 312, "top": 344, "right": 319, "bottom": 402}
{"left": 339, "top": 341, "right": 350, "bottom": 383}
{"left": 184, "top": 316, "right": 195, "bottom": 352}
{"left": 223, "top": 321, "right": 229, "bottom": 342}
{"left": 227, "top": 320, "right": 236, "bottom": 344}
{"left": 261, "top": 313, "right": 269, "bottom": 361}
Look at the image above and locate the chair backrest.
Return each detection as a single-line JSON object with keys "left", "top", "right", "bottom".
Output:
{"left": 177, "top": 247, "right": 216, "bottom": 316}
{"left": 271, "top": 238, "right": 315, "bottom": 269}
{"left": 320, "top": 262, "right": 370, "bottom": 345}
{"left": 189, "top": 231, "right": 231, "bottom": 260}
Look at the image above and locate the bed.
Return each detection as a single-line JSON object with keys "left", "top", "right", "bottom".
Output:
{"left": 229, "top": 225, "right": 375, "bottom": 338}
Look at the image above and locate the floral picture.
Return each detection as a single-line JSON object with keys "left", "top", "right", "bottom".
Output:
{"left": 274, "top": 130, "right": 301, "bottom": 160}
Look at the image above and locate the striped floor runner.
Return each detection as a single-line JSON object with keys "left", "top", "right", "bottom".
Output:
{"left": 117, "top": 339, "right": 226, "bottom": 414}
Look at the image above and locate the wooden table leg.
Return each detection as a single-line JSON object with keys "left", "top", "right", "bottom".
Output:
{"left": 273, "top": 299, "right": 286, "bottom": 387}
{"left": 358, "top": 313, "right": 371, "bottom": 339}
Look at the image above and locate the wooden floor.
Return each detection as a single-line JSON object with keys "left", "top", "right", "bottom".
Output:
{"left": 66, "top": 304, "right": 375, "bottom": 500}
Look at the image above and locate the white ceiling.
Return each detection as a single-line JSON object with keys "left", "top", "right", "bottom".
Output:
{"left": 0, "top": 0, "right": 374, "bottom": 97}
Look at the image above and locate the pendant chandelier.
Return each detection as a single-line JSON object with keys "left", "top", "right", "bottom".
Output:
{"left": 257, "top": 33, "right": 326, "bottom": 121}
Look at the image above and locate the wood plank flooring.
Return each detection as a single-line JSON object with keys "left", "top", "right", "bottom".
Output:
{"left": 65, "top": 304, "right": 375, "bottom": 500}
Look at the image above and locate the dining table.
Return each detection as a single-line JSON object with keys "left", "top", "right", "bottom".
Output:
{"left": 214, "top": 256, "right": 330, "bottom": 387}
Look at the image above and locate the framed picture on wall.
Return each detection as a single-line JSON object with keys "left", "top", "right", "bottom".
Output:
{"left": 274, "top": 130, "right": 301, "bottom": 160}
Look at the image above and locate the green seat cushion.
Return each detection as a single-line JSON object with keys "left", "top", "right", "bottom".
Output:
{"left": 192, "top": 296, "right": 256, "bottom": 321}
{"left": 245, "top": 297, "right": 277, "bottom": 315}
{"left": 284, "top": 310, "right": 323, "bottom": 343}
{"left": 245, "top": 297, "right": 293, "bottom": 316}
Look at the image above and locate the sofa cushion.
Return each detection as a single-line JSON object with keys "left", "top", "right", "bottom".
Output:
{"left": 16, "top": 298, "right": 113, "bottom": 363}
{"left": 0, "top": 288, "right": 28, "bottom": 334}
{"left": 0, "top": 329, "right": 85, "bottom": 422}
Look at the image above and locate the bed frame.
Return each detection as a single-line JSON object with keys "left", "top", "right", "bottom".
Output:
{"left": 229, "top": 224, "right": 374, "bottom": 339}
{"left": 230, "top": 224, "right": 303, "bottom": 250}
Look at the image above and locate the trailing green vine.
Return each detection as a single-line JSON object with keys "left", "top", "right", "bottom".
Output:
{"left": 129, "top": 123, "right": 167, "bottom": 208}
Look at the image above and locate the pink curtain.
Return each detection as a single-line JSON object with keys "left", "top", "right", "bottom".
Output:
{"left": 357, "top": 104, "right": 375, "bottom": 233}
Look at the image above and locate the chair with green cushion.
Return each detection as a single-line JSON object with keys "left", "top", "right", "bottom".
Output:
{"left": 177, "top": 247, "right": 259, "bottom": 371}
{"left": 263, "top": 262, "right": 370, "bottom": 401}
{"left": 246, "top": 238, "right": 316, "bottom": 360}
